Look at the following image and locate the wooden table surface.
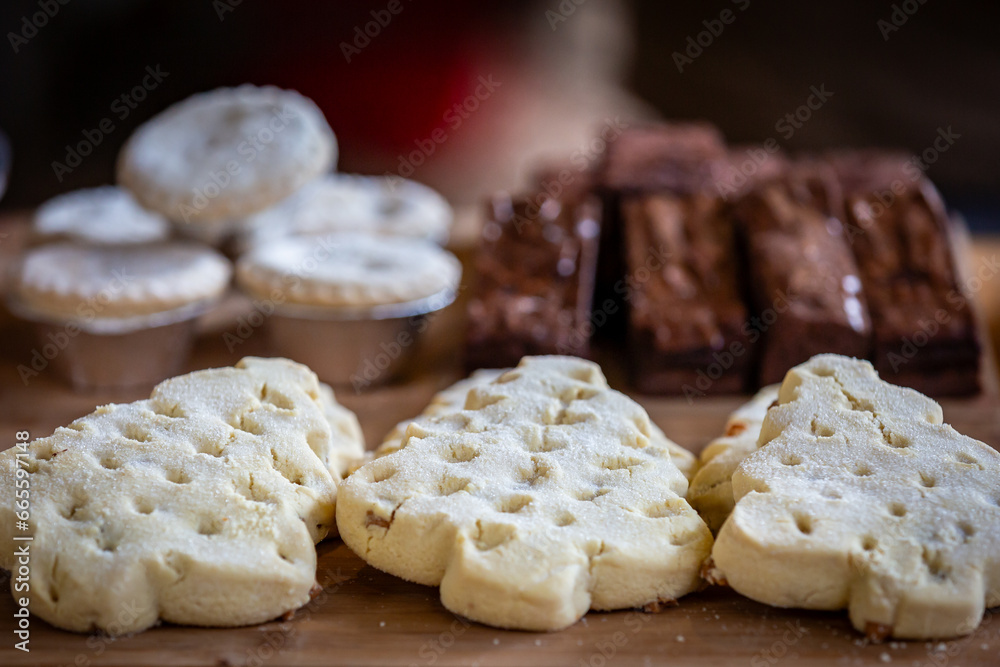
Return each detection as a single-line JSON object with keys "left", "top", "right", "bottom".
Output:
{"left": 0, "top": 218, "right": 998, "bottom": 666}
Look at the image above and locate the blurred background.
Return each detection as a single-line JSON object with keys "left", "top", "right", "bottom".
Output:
{"left": 0, "top": 0, "right": 998, "bottom": 230}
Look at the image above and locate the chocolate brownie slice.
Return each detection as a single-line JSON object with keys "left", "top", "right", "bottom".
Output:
{"left": 622, "top": 192, "right": 750, "bottom": 396}
{"left": 466, "top": 192, "right": 601, "bottom": 370}
{"left": 736, "top": 167, "right": 873, "bottom": 385}
{"left": 844, "top": 179, "right": 981, "bottom": 396}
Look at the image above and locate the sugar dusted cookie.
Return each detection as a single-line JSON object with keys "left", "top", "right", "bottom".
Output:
{"left": 32, "top": 186, "right": 171, "bottom": 246}
{"left": 0, "top": 357, "right": 359, "bottom": 634}
{"left": 244, "top": 173, "right": 453, "bottom": 246}
{"left": 13, "top": 241, "right": 231, "bottom": 320}
{"left": 337, "top": 356, "right": 713, "bottom": 631}
{"left": 236, "top": 233, "right": 461, "bottom": 308}
{"left": 687, "top": 385, "right": 779, "bottom": 532}
{"left": 118, "top": 85, "right": 335, "bottom": 224}
{"left": 711, "top": 354, "right": 1000, "bottom": 640}
{"left": 374, "top": 368, "right": 699, "bottom": 482}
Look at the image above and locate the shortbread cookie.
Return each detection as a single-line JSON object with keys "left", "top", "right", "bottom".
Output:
{"left": 373, "top": 368, "right": 699, "bottom": 482}
{"left": 711, "top": 354, "right": 1000, "bottom": 640}
{"left": 317, "top": 381, "right": 365, "bottom": 478}
{"left": 244, "top": 174, "right": 453, "bottom": 246}
{"left": 237, "top": 233, "right": 461, "bottom": 308}
{"left": 32, "top": 186, "right": 171, "bottom": 245}
{"left": 0, "top": 357, "right": 358, "bottom": 634}
{"left": 337, "top": 356, "right": 713, "bottom": 631}
{"left": 687, "top": 385, "right": 779, "bottom": 532}
{"left": 13, "top": 241, "right": 231, "bottom": 320}
{"left": 118, "top": 85, "right": 336, "bottom": 224}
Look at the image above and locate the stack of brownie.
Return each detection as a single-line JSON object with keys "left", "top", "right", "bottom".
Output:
{"left": 842, "top": 171, "right": 981, "bottom": 395}
{"left": 466, "top": 123, "right": 983, "bottom": 397}
{"left": 735, "top": 166, "right": 872, "bottom": 385}
{"left": 465, "top": 192, "right": 601, "bottom": 370}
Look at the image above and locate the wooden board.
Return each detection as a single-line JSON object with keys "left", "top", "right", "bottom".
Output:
{"left": 1, "top": 219, "right": 999, "bottom": 666}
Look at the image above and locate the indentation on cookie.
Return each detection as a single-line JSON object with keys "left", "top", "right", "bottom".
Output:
{"left": 632, "top": 416, "right": 652, "bottom": 438}
{"left": 793, "top": 512, "right": 814, "bottom": 535}
{"left": 97, "top": 527, "right": 119, "bottom": 552}
{"left": 852, "top": 464, "right": 873, "bottom": 477}
{"left": 812, "top": 367, "right": 834, "bottom": 377}
{"left": 444, "top": 442, "right": 479, "bottom": 463}
{"left": 134, "top": 498, "right": 155, "bottom": 515}
{"left": 560, "top": 385, "right": 600, "bottom": 403}
{"left": 921, "top": 548, "right": 950, "bottom": 580}
{"left": 495, "top": 370, "right": 521, "bottom": 384}
{"left": 474, "top": 521, "right": 516, "bottom": 551}
{"left": 99, "top": 454, "right": 121, "bottom": 470}
{"left": 530, "top": 429, "right": 569, "bottom": 453}
{"left": 518, "top": 457, "right": 552, "bottom": 486}
{"left": 61, "top": 498, "right": 87, "bottom": 521}
{"left": 152, "top": 402, "right": 185, "bottom": 419}
{"left": 122, "top": 423, "right": 151, "bottom": 443}
{"left": 305, "top": 430, "right": 327, "bottom": 458}
{"left": 861, "top": 535, "right": 877, "bottom": 551}
{"left": 888, "top": 502, "right": 907, "bottom": 517}
{"left": 781, "top": 453, "right": 803, "bottom": 467}
{"left": 955, "top": 452, "right": 981, "bottom": 468}
{"left": 810, "top": 419, "right": 835, "bottom": 438}
{"left": 886, "top": 432, "right": 911, "bottom": 448}
{"left": 19, "top": 457, "right": 39, "bottom": 474}
{"left": 957, "top": 522, "right": 976, "bottom": 542}
{"left": 576, "top": 487, "right": 610, "bottom": 502}
{"left": 497, "top": 494, "right": 533, "bottom": 514}
{"left": 601, "top": 455, "right": 645, "bottom": 473}
{"left": 554, "top": 512, "right": 576, "bottom": 527}
{"left": 165, "top": 468, "right": 192, "bottom": 484}
{"left": 464, "top": 389, "right": 505, "bottom": 411}
{"left": 370, "top": 462, "right": 397, "bottom": 484}
{"left": 260, "top": 383, "right": 295, "bottom": 411}
{"left": 234, "top": 413, "right": 264, "bottom": 435}
{"left": 550, "top": 408, "right": 594, "bottom": 426}
{"left": 645, "top": 498, "right": 686, "bottom": 519}
{"left": 820, "top": 488, "right": 842, "bottom": 500}
{"left": 67, "top": 422, "right": 86, "bottom": 432}
{"left": 197, "top": 517, "right": 224, "bottom": 536}
{"left": 438, "top": 475, "right": 471, "bottom": 496}
{"left": 918, "top": 472, "right": 936, "bottom": 488}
